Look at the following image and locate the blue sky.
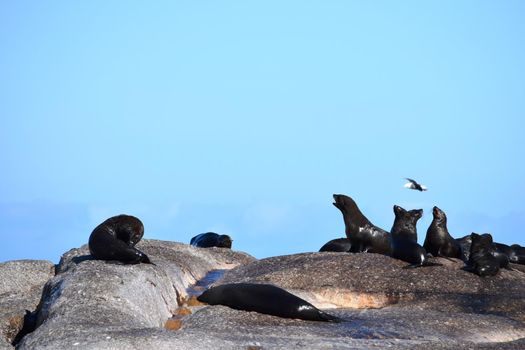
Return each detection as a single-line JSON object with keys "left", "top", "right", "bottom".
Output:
{"left": 1, "top": 1, "right": 524, "bottom": 263}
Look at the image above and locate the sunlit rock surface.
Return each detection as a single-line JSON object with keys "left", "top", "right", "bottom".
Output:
{"left": 3, "top": 242, "right": 524, "bottom": 349}
{"left": 219, "top": 252, "right": 525, "bottom": 320}
{"left": 17, "top": 240, "right": 254, "bottom": 350}
{"left": 0, "top": 260, "right": 55, "bottom": 349}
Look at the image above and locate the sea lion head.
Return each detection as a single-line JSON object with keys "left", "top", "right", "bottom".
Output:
{"left": 394, "top": 205, "right": 423, "bottom": 220}
{"left": 393, "top": 205, "right": 423, "bottom": 232}
{"left": 393, "top": 205, "right": 406, "bottom": 216}
{"left": 432, "top": 206, "right": 447, "bottom": 224}
{"left": 111, "top": 215, "right": 144, "bottom": 246}
{"left": 217, "top": 235, "right": 233, "bottom": 248}
{"left": 470, "top": 232, "right": 493, "bottom": 253}
{"left": 332, "top": 194, "right": 358, "bottom": 213}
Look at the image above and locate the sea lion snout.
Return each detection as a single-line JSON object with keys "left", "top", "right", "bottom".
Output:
{"left": 332, "top": 194, "right": 343, "bottom": 209}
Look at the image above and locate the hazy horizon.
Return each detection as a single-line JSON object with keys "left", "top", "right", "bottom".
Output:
{"left": 2, "top": 1, "right": 524, "bottom": 263}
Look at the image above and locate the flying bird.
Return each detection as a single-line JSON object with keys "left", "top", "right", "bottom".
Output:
{"left": 404, "top": 178, "right": 427, "bottom": 192}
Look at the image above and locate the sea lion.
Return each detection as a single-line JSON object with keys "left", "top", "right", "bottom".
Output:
{"left": 319, "top": 238, "right": 351, "bottom": 252}
{"left": 456, "top": 234, "right": 472, "bottom": 261}
{"left": 465, "top": 233, "right": 500, "bottom": 277}
{"left": 510, "top": 244, "right": 525, "bottom": 264}
{"left": 423, "top": 206, "right": 462, "bottom": 259}
{"left": 457, "top": 235, "right": 513, "bottom": 268}
{"left": 88, "top": 215, "right": 154, "bottom": 264}
{"left": 491, "top": 242, "right": 512, "bottom": 269}
{"left": 388, "top": 205, "right": 439, "bottom": 268}
{"left": 197, "top": 283, "right": 340, "bottom": 322}
{"left": 390, "top": 205, "right": 423, "bottom": 242}
{"left": 190, "top": 232, "right": 233, "bottom": 248}
{"left": 332, "top": 194, "right": 391, "bottom": 255}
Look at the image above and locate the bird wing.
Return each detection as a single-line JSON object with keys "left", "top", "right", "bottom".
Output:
{"left": 405, "top": 178, "right": 417, "bottom": 185}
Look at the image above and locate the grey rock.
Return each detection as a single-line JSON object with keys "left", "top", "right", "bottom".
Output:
{"left": 219, "top": 252, "right": 525, "bottom": 320}
{"left": 0, "top": 260, "right": 55, "bottom": 348}
{"left": 17, "top": 240, "right": 254, "bottom": 350}
{"left": 12, "top": 247, "right": 525, "bottom": 349}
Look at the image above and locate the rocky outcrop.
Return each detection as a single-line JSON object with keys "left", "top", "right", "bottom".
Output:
{"left": 3, "top": 242, "right": 524, "bottom": 349}
{"left": 219, "top": 252, "right": 525, "bottom": 320}
{"left": 0, "top": 260, "right": 55, "bottom": 349}
{"left": 17, "top": 240, "right": 254, "bottom": 350}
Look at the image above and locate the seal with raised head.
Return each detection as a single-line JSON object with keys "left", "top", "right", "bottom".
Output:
{"left": 197, "top": 283, "right": 340, "bottom": 322}
{"left": 423, "top": 206, "right": 462, "bottom": 259}
{"left": 390, "top": 205, "right": 423, "bottom": 242}
{"left": 88, "top": 215, "right": 153, "bottom": 264}
{"left": 190, "top": 232, "right": 233, "bottom": 248}
{"left": 332, "top": 194, "right": 391, "bottom": 255}
{"left": 389, "top": 205, "right": 439, "bottom": 268}
{"left": 465, "top": 233, "right": 500, "bottom": 277}
{"left": 319, "top": 238, "right": 351, "bottom": 252}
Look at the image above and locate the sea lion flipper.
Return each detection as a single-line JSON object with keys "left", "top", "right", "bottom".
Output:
{"left": 403, "top": 261, "right": 443, "bottom": 269}
{"left": 138, "top": 251, "right": 156, "bottom": 265}
{"left": 437, "top": 255, "right": 457, "bottom": 262}
{"left": 318, "top": 310, "right": 343, "bottom": 323}
{"left": 402, "top": 264, "right": 420, "bottom": 269}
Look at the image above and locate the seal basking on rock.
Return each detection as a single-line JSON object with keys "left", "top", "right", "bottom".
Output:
{"left": 332, "top": 194, "right": 391, "bottom": 255}
{"left": 456, "top": 234, "right": 472, "bottom": 261}
{"left": 491, "top": 242, "right": 511, "bottom": 269}
{"left": 457, "top": 235, "right": 513, "bottom": 268}
{"left": 465, "top": 233, "right": 500, "bottom": 277}
{"left": 390, "top": 205, "right": 423, "bottom": 242}
{"left": 319, "top": 238, "right": 351, "bottom": 252}
{"left": 510, "top": 244, "right": 525, "bottom": 264}
{"left": 389, "top": 205, "right": 440, "bottom": 268}
{"left": 197, "top": 283, "right": 340, "bottom": 322}
{"left": 423, "top": 206, "right": 462, "bottom": 259}
{"left": 88, "top": 215, "right": 154, "bottom": 264}
{"left": 190, "top": 232, "right": 233, "bottom": 248}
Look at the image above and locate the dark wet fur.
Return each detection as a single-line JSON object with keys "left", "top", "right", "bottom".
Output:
{"left": 88, "top": 215, "right": 154, "bottom": 265}
{"left": 491, "top": 242, "right": 511, "bottom": 269}
{"left": 509, "top": 244, "right": 525, "bottom": 265}
{"left": 465, "top": 233, "right": 500, "bottom": 277}
{"left": 319, "top": 238, "right": 352, "bottom": 252}
{"left": 423, "top": 206, "right": 462, "bottom": 259}
{"left": 190, "top": 232, "right": 233, "bottom": 248}
{"left": 390, "top": 205, "right": 422, "bottom": 242}
{"left": 459, "top": 235, "right": 514, "bottom": 268}
{"left": 389, "top": 205, "right": 438, "bottom": 268}
{"left": 198, "top": 283, "right": 341, "bottom": 322}
{"left": 455, "top": 235, "right": 472, "bottom": 261}
{"left": 332, "top": 194, "right": 391, "bottom": 255}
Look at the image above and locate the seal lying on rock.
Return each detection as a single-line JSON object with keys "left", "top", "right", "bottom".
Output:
{"left": 190, "top": 232, "right": 233, "bottom": 248}
{"left": 423, "top": 206, "right": 462, "bottom": 259}
{"left": 491, "top": 242, "right": 511, "bottom": 269}
{"left": 319, "top": 238, "right": 352, "bottom": 252}
{"left": 458, "top": 235, "right": 514, "bottom": 268}
{"left": 510, "top": 244, "right": 525, "bottom": 264}
{"left": 465, "top": 233, "right": 500, "bottom": 277}
{"left": 389, "top": 205, "right": 440, "bottom": 268}
{"left": 88, "top": 215, "right": 154, "bottom": 264}
{"left": 197, "top": 283, "right": 341, "bottom": 322}
{"left": 332, "top": 194, "right": 391, "bottom": 255}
